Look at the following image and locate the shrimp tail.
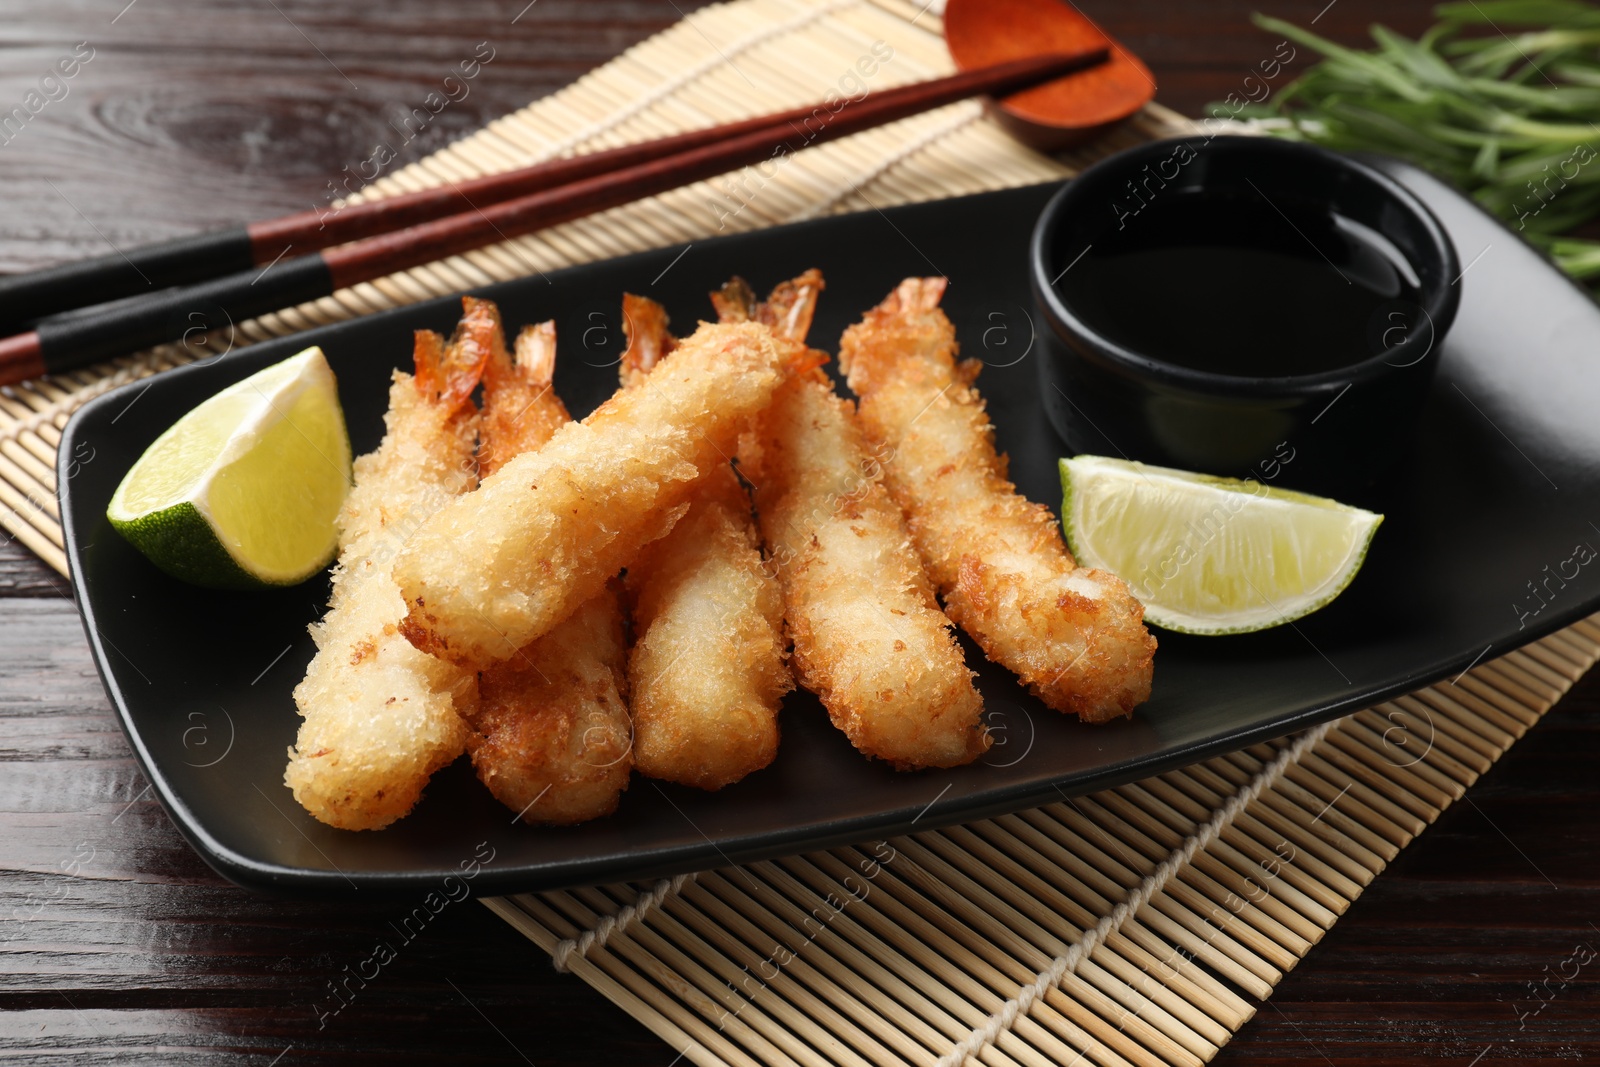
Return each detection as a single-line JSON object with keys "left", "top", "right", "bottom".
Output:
{"left": 889, "top": 275, "right": 947, "bottom": 315}
{"left": 712, "top": 270, "right": 824, "bottom": 343}
{"left": 514, "top": 321, "right": 557, "bottom": 387}
{"left": 709, "top": 277, "right": 759, "bottom": 324}
{"left": 620, "top": 293, "right": 677, "bottom": 388}
{"left": 414, "top": 296, "right": 494, "bottom": 413}
{"left": 477, "top": 311, "right": 569, "bottom": 480}
{"left": 759, "top": 268, "right": 825, "bottom": 343}
{"left": 711, "top": 272, "right": 830, "bottom": 379}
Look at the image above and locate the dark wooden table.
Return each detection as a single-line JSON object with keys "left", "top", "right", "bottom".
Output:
{"left": 3, "top": 1, "right": 1596, "bottom": 1063}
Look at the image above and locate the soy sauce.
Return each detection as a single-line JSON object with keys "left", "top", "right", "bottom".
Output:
{"left": 1054, "top": 189, "right": 1422, "bottom": 377}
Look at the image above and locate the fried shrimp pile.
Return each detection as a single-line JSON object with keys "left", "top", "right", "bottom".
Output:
{"left": 618, "top": 294, "right": 790, "bottom": 790}
{"left": 283, "top": 270, "right": 1162, "bottom": 834}
{"left": 285, "top": 320, "right": 484, "bottom": 830}
{"left": 738, "top": 274, "right": 988, "bottom": 770}
{"left": 394, "top": 321, "right": 787, "bottom": 671}
{"left": 464, "top": 306, "right": 633, "bottom": 824}
{"left": 839, "top": 277, "right": 1156, "bottom": 721}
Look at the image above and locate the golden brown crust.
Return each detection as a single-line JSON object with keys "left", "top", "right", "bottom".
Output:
{"left": 724, "top": 271, "right": 985, "bottom": 769}
{"left": 838, "top": 278, "right": 1156, "bottom": 721}
{"left": 619, "top": 293, "right": 790, "bottom": 791}
{"left": 470, "top": 585, "right": 632, "bottom": 824}
{"left": 713, "top": 272, "right": 983, "bottom": 767}
{"left": 392, "top": 320, "right": 787, "bottom": 670}
{"left": 750, "top": 372, "right": 988, "bottom": 769}
{"left": 463, "top": 306, "right": 635, "bottom": 824}
{"left": 624, "top": 476, "right": 789, "bottom": 789}
{"left": 286, "top": 314, "right": 485, "bottom": 831}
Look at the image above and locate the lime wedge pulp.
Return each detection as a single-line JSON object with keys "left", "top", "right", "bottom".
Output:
{"left": 108, "top": 347, "right": 352, "bottom": 590}
{"left": 1060, "top": 455, "right": 1382, "bottom": 635}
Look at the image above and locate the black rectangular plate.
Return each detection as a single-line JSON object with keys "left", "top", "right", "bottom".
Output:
{"left": 59, "top": 158, "right": 1600, "bottom": 897}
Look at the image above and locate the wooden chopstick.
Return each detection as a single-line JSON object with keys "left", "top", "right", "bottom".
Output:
{"left": 0, "top": 53, "right": 1082, "bottom": 333}
{"left": 0, "top": 49, "right": 1106, "bottom": 386}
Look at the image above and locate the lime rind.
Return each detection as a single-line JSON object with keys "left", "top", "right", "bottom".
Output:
{"left": 1059, "top": 455, "right": 1383, "bottom": 636}
{"left": 109, "top": 500, "right": 263, "bottom": 591}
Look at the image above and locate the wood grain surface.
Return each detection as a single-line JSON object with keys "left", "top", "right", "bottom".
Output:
{"left": 4, "top": 1, "right": 1596, "bottom": 1064}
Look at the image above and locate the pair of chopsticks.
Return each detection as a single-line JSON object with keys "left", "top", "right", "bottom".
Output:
{"left": 0, "top": 49, "right": 1107, "bottom": 386}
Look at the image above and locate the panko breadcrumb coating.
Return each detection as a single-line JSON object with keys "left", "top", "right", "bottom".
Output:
{"left": 741, "top": 273, "right": 987, "bottom": 770}
{"left": 466, "top": 307, "right": 633, "bottom": 823}
{"left": 394, "top": 321, "right": 788, "bottom": 671}
{"left": 471, "top": 586, "right": 632, "bottom": 824}
{"left": 839, "top": 277, "right": 1156, "bottom": 722}
{"left": 285, "top": 322, "right": 484, "bottom": 830}
{"left": 619, "top": 293, "right": 790, "bottom": 791}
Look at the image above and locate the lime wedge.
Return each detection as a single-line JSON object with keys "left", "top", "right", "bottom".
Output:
{"left": 108, "top": 347, "right": 352, "bottom": 590}
{"left": 1060, "top": 455, "right": 1382, "bottom": 635}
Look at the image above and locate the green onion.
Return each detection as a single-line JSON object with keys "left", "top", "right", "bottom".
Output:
{"left": 1225, "top": 3, "right": 1600, "bottom": 285}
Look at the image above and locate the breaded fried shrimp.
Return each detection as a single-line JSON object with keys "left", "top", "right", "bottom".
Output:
{"left": 618, "top": 294, "right": 789, "bottom": 791}
{"left": 285, "top": 317, "right": 485, "bottom": 830}
{"left": 469, "top": 308, "right": 632, "bottom": 823}
{"left": 737, "top": 275, "right": 988, "bottom": 770}
{"left": 472, "top": 586, "right": 632, "bottom": 823}
{"left": 394, "top": 321, "right": 788, "bottom": 670}
{"left": 839, "top": 277, "right": 1156, "bottom": 721}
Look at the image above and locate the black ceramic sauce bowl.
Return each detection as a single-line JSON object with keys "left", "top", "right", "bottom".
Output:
{"left": 1030, "top": 135, "right": 1461, "bottom": 498}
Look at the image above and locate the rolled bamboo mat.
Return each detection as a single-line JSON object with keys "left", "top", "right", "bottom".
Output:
{"left": 3, "top": 0, "right": 1193, "bottom": 578}
{"left": 488, "top": 619, "right": 1600, "bottom": 1067}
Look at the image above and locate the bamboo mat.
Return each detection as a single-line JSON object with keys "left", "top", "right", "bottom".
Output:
{"left": 15, "top": 2, "right": 1597, "bottom": 1063}
{"left": 489, "top": 621, "right": 1600, "bottom": 1067}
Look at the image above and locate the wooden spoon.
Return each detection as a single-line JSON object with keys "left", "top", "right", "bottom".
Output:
{"left": 945, "top": 0, "right": 1155, "bottom": 151}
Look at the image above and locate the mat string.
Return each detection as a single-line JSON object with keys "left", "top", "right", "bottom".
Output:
{"left": 551, "top": 872, "right": 698, "bottom": 973}
{"left": 789, "top": 103, "right": 982, "bottom": 222}
{"left": 935, "top": 720, "right": 1337, "bottom": 1067}
{"left": 488, "top": 0, "right": 859, "bottom": 174}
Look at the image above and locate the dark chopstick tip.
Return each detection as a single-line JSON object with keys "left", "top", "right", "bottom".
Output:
{"left": 0, "top": 331, "right": 45, "bottom": 387}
